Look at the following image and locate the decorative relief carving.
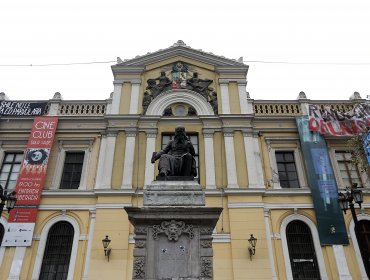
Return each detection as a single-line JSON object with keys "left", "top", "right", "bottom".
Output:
{"left": 135, "top": 226, "right": 147, "bottom": 235}
{"left": 135, "top": 240, "right": 146, "bottom": 248}
{"left": 199, "top": 227, "right": 214, "bottom": 235}
{"left": 133, "top": 257, "right": 145, "bottom": 279}
{"left": 200, "top": 257, "right": 213, "bottom": 278}
{"left": 152, "top": 220, "right": 194, "bottom": 241}
{"left": 200, "top": 240, "right": 212, "bottom": 248}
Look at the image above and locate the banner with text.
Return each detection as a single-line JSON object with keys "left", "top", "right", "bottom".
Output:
{"left": 297, "top": 116, "right": 348, "bottom": 245}
{"left": 3, "top": 116, "right": 58, "bottom": 246}
{"left": 308, "top": 103, "right": 370, "bottom": 136}
{"left": 0, "top": 101, "right": 48, "bottom": 116}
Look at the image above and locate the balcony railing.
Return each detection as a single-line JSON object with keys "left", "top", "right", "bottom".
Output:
{"left": 58, "top": 101, "right": 107, "bottom": 116}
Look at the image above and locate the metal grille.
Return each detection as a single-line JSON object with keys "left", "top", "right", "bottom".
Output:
{"left": 0, "top": 152, "right": 23, "bottom": 190}
{"left": 162, "top": 133, "right": 199, "bottom": 179}
{"left": 286, "top": 220, "right": 321, "bottom": 280}
{"left": 39, "top": 221, "right": 74, "bottom": 280}
{"left": 276, "top": 151, "right": 299, "bottom": 188}
{"left": 60, "top": 152, "right": 84, "bottom": 189}
{"left": 0, "top": 224, "right": 4, "bottom": 246}
{"left": 357, "top": 220, "right": 370, "bottom": 277}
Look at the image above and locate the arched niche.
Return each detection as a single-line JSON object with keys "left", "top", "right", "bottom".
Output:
{"left": 145, "top": 89, "right": 214, "bottom": 116}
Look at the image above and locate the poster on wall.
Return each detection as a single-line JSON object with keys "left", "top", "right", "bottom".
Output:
{"left": 297, "top": 116, "right": 348, "bottom": 245}
{"left": 308, "top": 103, "right": 370, "bottom": 136}
{"left": 3, "top": 116, "right": 58, "bottom": 247}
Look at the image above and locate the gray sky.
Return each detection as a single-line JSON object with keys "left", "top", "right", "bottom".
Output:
{"left": 1, "top": 0, "right": 369, "bottom": 101}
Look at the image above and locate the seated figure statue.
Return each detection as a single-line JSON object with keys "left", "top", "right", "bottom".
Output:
{"left": 151, "top": 127, "right": 197, "bottom": 178}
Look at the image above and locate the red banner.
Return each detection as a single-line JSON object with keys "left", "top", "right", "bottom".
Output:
{"left": 3, "top": 116, "right": 58, "bottom": 246}
{"left": 308, "top": 103, "right": 370, "bottom": 136}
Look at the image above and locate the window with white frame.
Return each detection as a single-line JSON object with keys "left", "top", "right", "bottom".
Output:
{"left": 275, "top": 151, "right": 300, "bottom": 188}
{"left": 267, "top": 139, "right": 307, "bottom": 189}
{"left": 52, "top": 138, "right": 94, "bottom": 190}
{"left": 60, "top": 152, "right": 85, "bottom": 189}
{"left": 334, "top": 151, "right": 365, "bottom": 188}
{"left": 0, "top": 152, "right": 23, "bottom": 190}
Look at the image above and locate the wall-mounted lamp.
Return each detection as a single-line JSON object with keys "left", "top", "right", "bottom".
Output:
{"left": 248, "top": 234, "right": 257, "bottom": 260}
{"left": 102, "top": 235, "right": 112, "bottom": 261}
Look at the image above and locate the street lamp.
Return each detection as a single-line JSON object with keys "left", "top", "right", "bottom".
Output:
{"left": 0, "top": 185, "right": 17, "bottom": 217}
{"left": 338, "top": 183, "right": 363, "bottom": 225}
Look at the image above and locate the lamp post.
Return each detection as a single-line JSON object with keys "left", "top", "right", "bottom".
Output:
{"left": 338, "top": 183, "right": 363, "bottom": 228}
{"left": 0, "top": 185, "right": 17, "bottom": 217}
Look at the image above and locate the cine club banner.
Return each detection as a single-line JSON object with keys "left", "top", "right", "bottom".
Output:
{"left": 3, "top": 116, "right": 58, "bottom": 247}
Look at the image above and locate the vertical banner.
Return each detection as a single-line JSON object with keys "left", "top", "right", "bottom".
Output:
{"left": 3, "top": 116, "right": 58, "bottom": 246}
{"left": 296, "top": 116, "right": 348, "bottom": 245}
{"left": 363, "top": 133, "right": 370, "bottom": 166}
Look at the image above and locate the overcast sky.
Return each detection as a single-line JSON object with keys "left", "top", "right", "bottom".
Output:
{"left": 1, "top": 0, "right": 369, "bottom": 101}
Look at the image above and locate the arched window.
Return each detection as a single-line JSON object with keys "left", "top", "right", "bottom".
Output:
{"left": 357, "top": 220, "right": 370, "bottom": 277}
{"left": 286, "top": 220, "right": 321, "bottom": 280}
{"left": 39, "top": 221, "right": 74, "bottom": 280}
{"left": 0, "top": 224, "right": 4, "bottom": 245}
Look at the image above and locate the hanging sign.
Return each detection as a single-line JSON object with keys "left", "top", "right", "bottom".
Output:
{"left": 308, "top": 103, "right": 370, "bottom": 136}
{"left": 3, "top": 116, "right": 58, "bottom": 246}
{"left": 0, "top": 101, "right": 48, "bottom": 116}
{"left": 297, "top": 116, "right": 348, "bottom": 245}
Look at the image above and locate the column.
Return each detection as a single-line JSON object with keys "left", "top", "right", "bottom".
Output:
{"left": 223, "top": 130, "right": 238, "bottom": 188}
{"left": 219, "top": 79, "right": 230, "bottom": 114}
{"left": 129, "top": 79, "right": 141, "bottom": 114}
{"left": 264, "top": 210, "right": 278, "bottom": 280}
{"left": 47, "top": 92, "right": 62, "bottom": 116}
{"left": 237, "top": 81, "right": 253, "bottom": 114}
{"left": 333, "top": 245, "right": 352, "bottom": 280}
{"left": 203, "top": 130, "right": 216, "bottom": 189}
{"left": 82, "top": 211, "right": 96, "bottom": 280}
{"left": 111, "top": 80, "right": 123, "bottom": 114}
{"left": 8, "top": 247, "right": 26, "bottom": 280}
{"left": 243, "top": 131, "right": 264, "bottom": 188}
{"left": 144, "top": 131, "right": 157, "bottom": 187}
{"left": 95, "top": 132, "right": 117, "bottom": 189}
{"left": 121, "top": 130, "right": 137, "bottom": 189}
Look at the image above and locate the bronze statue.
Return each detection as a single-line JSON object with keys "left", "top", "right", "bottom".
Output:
{"left": 186, "top": 72, "right": 213, "bottom": 99}
{"left": 142, "top": 91, "right": 152, "bottom": 114}
{"left": 151, "top": 127, "right": 197, "bottom": 177}
{"left": 146, "top": 71, "right": 173, "bottom": 98}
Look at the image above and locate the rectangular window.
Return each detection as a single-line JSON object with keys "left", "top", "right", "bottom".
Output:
{"left": 276, "top": 151, "right": 300, "bottom": 188}
{"left": 335, "top": 151, "right": 364, "bottom": 188}
{"left": 0, "top": 152, "right": 23, "bottom": 190}
{"left": 162, "top": 133, "right": 199, "bottom": 178}
{"left": 60, "top": 152, "right": 84, "bottom": 189}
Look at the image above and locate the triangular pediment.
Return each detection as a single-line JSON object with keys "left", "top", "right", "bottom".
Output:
{"left": 112, "top": 40, "right": 248, "bottom": 75}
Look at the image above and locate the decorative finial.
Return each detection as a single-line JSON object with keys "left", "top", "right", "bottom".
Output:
{"left": 238, "top": 57, "right": 244, "bottom": 63}
{"left": 0, "top": 92, "right": 9, "bottom": 101}
{"left": 117, "top": 57, "right": 123, "bottom": 64}
{"left": 350, "top": 91, "right": 362, "bottom": 100}
{"left": 53, "top": 92, "right": 62, "bottom": 100}
{"left": 297, "top": 91, "right": 307, "bottom": 100}
{"left": 173, "top": 40, "right": 186, "bottom": 47}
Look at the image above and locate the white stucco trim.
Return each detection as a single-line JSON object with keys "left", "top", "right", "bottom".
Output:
{"left": 121, "top": 132, "right": 137, "bottom": 189}
{"left": 349, "top": 214, "right": 370, "bottom": 280}
{"left": 219, "top": 82, "right": 230, "bottom": 114}
{"left": 223, "top": 133, "right": 238, "bottom": 188}
{"left": 111, "top": 81, "right": 123, "bottom": 114}
{"left": 332, "top": 245, "right": 352, "bottom": 280}
{"left": 8, "top": 246, "right": 26, "bottom": 280}
{"left": 145, "top": 89, "right": 214, "bottom": 116}
{"left": 203, "top": 132, "right": 216, "bottom": 189}
{"left": 32, "top": 215, "right": 81, "bottom": 280}
{"left": 243, "top": 132, "right": 264, "bottom": 188}
{"left": 0, "top": 217, "right": 8, "bottom": 267}
{"left": 280, "top": 214, "right": 328, "bottom": 280}
{"left": 129, "top": 82, "right": 141, "bottom": 114}
{"left": 264, "top": 210, "right": 278, "bottom": 280}
{"left": 82, "top": 211, "right": 96, "bottom": 280}
{"left": 144, "top": 133, "right": 157, "bottom": 187}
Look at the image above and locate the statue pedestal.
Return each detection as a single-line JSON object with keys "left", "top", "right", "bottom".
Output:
{"left": 125, "top": 181, "right": 222, "bottom": 280}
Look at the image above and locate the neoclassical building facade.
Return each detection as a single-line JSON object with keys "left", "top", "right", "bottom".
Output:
{"left": 0, "top": 41, "right": 369, "bottom": 279}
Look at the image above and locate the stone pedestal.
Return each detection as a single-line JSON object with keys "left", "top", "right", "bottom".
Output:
{"left": 125, "top": 181, "right": 222, "bottom": 280}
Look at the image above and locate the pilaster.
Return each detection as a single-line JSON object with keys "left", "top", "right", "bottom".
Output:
{"left": 333, "top": 245, "right": 352, "bottom": 280}
{"left": 129, "top": 79, "right": 142, "bottom": 114}
{"left": 223, "top": 130, "right": 238, "bottom": 188}
{"left": 219, "top": 79, "right": 230, "bottom": 114}
{"left": 95, "top": 132, "right": 117, "bottom": 189}
{"left": 111, "top": 80, "right": 123, "bottom": 114}
{"left": 237, "top": 80, "right": 252, "bottom": 114}
{"left": 203, "top": 129, "right": 216, "bottom": 189}
{"left": 144, "top": 130, "right": 157, "bottom": 187}
{"left": 243, "top": 130, "right": 264, "bottom": 188}
{"left": 121, "top": 129, "right": 138, "bottom": 189}
{"left": 82, "top": 210, "right": 96, "bottom": 280}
